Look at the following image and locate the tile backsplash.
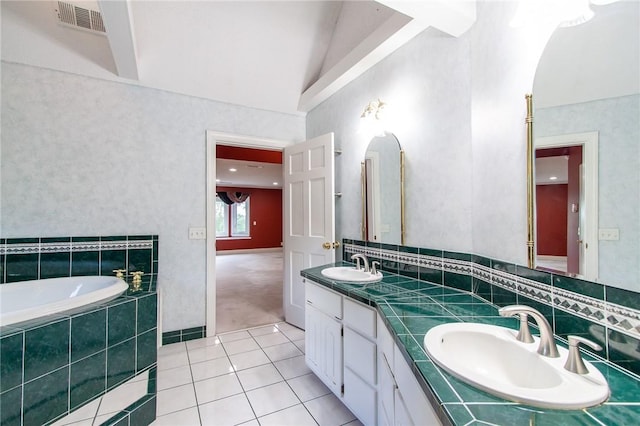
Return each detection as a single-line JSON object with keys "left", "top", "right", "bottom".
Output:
{"left": 344, "top": 239, "right": 640, "bottom": 376}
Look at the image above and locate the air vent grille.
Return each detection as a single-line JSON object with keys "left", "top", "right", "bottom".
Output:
{"left": 55, "top": 1, "right": 106, "bottom": 34}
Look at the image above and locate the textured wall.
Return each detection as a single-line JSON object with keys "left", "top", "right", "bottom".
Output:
{"left": 307, "top": 27, "right": 473, "bottom": 254}
{"left": 1, "top": 62, "right": 305, "bottom": 331}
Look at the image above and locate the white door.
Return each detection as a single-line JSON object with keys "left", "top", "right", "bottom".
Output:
{"left": 283, "top": 133, "right": 336, "bottom": 329}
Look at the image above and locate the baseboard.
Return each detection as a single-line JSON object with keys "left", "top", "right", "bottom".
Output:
{"left": 216, "top": 247, "right": 283, "bottom": 255}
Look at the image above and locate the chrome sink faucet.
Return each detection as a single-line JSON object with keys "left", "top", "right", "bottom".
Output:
{"left": 499, "top": 305, "right": 560, "bottom": 358}
{"left": 351, "top": 253, "right": 370, "bottom": 273}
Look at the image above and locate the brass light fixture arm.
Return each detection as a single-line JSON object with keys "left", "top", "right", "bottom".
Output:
{"left": 526, "top": 94, "right": 535, "bottom": 269}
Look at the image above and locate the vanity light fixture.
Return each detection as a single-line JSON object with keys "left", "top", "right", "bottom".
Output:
{"left": 229, "top": 168, "right": 237, "bottom": 172}
{"left": 549, "top": 176, "right": 558, "bottom": 180}
{"left": 272, "top": 182, "right": 279, "bottom": 186}
{"left": 360, "top": 99, "right": 387, "bottom": 136}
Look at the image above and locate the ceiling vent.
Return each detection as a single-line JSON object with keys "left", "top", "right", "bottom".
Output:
{"left": 54, "top": 1, "right": 106, "bottom": 34}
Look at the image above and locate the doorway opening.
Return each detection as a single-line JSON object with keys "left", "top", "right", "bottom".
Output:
{"left": 206, "top": 131, "right": 293, "bottom": 336}
{"left": 535, "top": 132, "right": 598, "bottom": 280}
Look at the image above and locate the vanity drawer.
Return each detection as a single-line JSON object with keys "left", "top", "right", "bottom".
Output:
{"left": 305, "top": 280, "right": 342, "bottom": 319}
{"left": 344, "top": 298, "right": 376, "bottom": 339}
{"left": 344, "top": 327, "right": 377, "bottom": 384}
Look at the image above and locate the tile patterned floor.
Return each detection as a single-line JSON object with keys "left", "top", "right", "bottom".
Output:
{"left": 152, "top": 322, "right": 362, "bottom": 426}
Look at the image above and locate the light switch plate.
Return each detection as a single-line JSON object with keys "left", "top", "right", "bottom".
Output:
{"left": 189, "top": 227, "right": 206, "bottom": 240}
{"left": 598, "top": 228, "right": 619, "bottom": 241}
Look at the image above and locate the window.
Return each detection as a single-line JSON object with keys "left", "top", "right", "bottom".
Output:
{"left": 215, "top": 196, "right": 250, "bottom": 238}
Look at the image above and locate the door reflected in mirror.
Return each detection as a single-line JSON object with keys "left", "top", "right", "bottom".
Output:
{"left": 361, "top": 132, "right": 404, "bottom": 245}
{"left": 532, "top": 0, "right": 639, "bottom": 290}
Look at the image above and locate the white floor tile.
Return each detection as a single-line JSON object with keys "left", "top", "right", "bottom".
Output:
{"left": 343, "top": 419, "right": 364, "bottom": 426}
{"left": 186, "top": 336, "right": 222, "bottom": 350}
{"left": 190, "top": 356, "right": 235, "bottom": 382}
{"left": 262, "top": 342, "right": 303, "bottom": 362}
{"left": 98, "top": 377, "right": 148, "bottom": 416}
{"left": 286, "top": 373, "right": 331, "bottom": 402}
{"left": 293, "top": 339, "right": 305, "bottom": 354}
{"left": 245, "top": 381, "right": 300, "bottom": 417}
{"left": 238, "top": 420, "right": 259, "bottom": 426}
{"left": 158, "top": 342, "right": 187, "bottom": 356}
{"left": 50, "top": 397, "right": 100, "bottom": 425}
{"left": 279, "top": 327, "right": 305, "bottom": 342}
{"left": 236, "top": 363, "right": 284, "bottom": 391}
{"left": 223, "top": 337, "right": 261, "bottom": 355}
{"left": 257, "top": 403, "right": 317, "bottom": 426}
{"left": 229, "top": 349, "right": 271, "bottom": 371}
{"left": 253, "top": 332, "right": 289, "bottom": 348}
{"left": 304, "top": 393, "right": 356, "bottom": 426}
{"left": 274, "top": 322, "right": 299, "bottom": 333}
{"left": 157, "top": 365, "right": 193, "bottom": 391}
{"left": 274, "top": 355, "right": 311, "bottom": 379}
{"left": 156, "top": 383, "right": 198, "bottom": 416}
{"left": 248, "top": 324, "right": 280, "bottom": 337}
{"left": 194, "top": 372, "right": 243, "bottom": 405}
{"left": 188, "top": 344, "right": 227, "bottom": 363}
{"left": 217, "top": 330, "right": 252, "bottom": 343}
{"left": 198, "top": 393, "right": 256, "bottom": 426}
{"left": 157, "top": 350, "right": 190, "bottom": 371}
{"left": 151, "top": 407, "right": 201, "bottom": 426}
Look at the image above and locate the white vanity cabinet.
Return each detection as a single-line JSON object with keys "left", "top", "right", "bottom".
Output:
{"left": 343, "top": 298, "right": 378, "bottom": 426}
{"left": 304, "top": 280, "right": 343, "bottom": 396}
{"left": 377, "top": 316, "right": 441, "bottom": 426}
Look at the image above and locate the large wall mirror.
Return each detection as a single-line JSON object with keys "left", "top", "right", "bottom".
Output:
{"left": 361, "top": 132, "right": 405, "bottom": 245}
{"left": 532, "top": 0, "right": 639, "bottom": 291}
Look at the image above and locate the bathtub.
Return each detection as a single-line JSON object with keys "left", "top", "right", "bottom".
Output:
{"left": 0, "top": 276, "right": 128, "bottom": 326}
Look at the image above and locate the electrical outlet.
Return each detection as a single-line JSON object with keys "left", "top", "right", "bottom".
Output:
{"left": 598, "top": 228, "right": 619, "bottom": 241}
{"left": 189, "top": 227, "right": 206, "bottom": 240}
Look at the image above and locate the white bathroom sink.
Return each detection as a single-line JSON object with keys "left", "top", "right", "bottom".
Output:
{"left": 423, "top": 322, "right": 610, "bottom": 410}
{"left": 321, "top": 266, "right": 382, "bottom": 283}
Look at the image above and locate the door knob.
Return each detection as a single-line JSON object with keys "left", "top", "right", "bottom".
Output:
{"left": 322, "top": 241, "right": 341, "bottom": 250}
{"left": 332, "top": 241, "right": 341, "bottom": 249}
{"left": 322, "top": 242, "right": 332, "bottom": 250}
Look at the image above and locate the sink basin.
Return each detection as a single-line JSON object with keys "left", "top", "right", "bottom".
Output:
{"left": 424, "top": 322, "right": 610, "bottom": 410}
{"left": 321, "top": 266, "right": 382, "bottom": 283}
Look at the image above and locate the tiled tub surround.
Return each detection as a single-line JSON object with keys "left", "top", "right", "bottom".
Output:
{"left": 0, "top": 235, "right": 159, "bottom": 425}
{"left": 343, "top": 240, "right": 640, "bottom": 376}
{"left": 300, "top": 257, "right": 640, "bottom": 424}
{"left": 0, "top": 235, "right": 159, "bottom": 291}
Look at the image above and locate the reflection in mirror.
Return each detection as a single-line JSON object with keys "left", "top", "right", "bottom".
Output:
{"left": 361, "top": 132, "right": 404, "bottom": 245}
{"left": 532, "top": 0, "right": 639, "bottom": 291}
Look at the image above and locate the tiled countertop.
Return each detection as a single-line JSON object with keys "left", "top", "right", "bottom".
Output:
{"left": 301, "top": 262, "right": 640, "bottom": 426}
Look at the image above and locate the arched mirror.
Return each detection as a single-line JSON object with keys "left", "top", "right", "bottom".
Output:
{"left": 361, "top": 132, "right": 405, "bottom": 245}
{"left": 531, "top": 0, "right": 639, "bottom": 290}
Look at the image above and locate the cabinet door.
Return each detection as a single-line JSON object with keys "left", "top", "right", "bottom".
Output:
{"left": 305, "top": 302, "right": 342, "bottom": 396}
{"left": 377, "top": 351, "right": 395, "bottom": 426}
{"left": 394, "top": 390, "right": 414, "bottom": 426}
{"left": 344, "top": 327, "right": 376, "bottom": 384}
{"left": 344, "top": 367, "right": 377, "bottom": 426}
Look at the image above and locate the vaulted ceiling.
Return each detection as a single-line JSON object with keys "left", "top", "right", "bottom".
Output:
{"left": 1, "top": 0, "right": 476, "bottom": 115}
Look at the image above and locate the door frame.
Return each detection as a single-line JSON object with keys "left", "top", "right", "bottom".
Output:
{"left": 535, "top": 131, "right": 599, "bottom": 281}
{"left": 205, "top": 130, "right": 294, "bottom": 337}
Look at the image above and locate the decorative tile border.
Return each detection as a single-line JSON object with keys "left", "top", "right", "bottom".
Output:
{"left": 343, "top": 242, "right": 640, "bottom": 341}
{"left": 1, "top": 239, "right": 154, "bottom": 255}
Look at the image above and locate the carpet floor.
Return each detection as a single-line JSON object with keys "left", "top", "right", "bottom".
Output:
{"left": 215, "top": 250, "right": 284, "bottom": 334}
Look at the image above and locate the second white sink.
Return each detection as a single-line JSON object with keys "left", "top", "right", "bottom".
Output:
{"left": 424, "top": 322, "right": 610, "bottom": 410}
{"left": 321, "top": 266, "right": 382, "bottom": 283}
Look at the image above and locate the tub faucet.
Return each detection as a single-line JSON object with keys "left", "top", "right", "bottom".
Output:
{"left": 499, "top": 305, "right": 559, "bottom": 358}
{"left": 351, "top": 254, "right": 370, "bottom": 273}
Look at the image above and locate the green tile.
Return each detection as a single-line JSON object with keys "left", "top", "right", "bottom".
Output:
{"left": 444, "top": 272, "right": 472, "bottom": 292}
{"left": 440, "top": 403, "right": 473, "bottom": 425}
{"left": 71, "top": 309, "right": 107, "bottom": 362}
{"left": 108, "top": 299, "right": 136, "bottom": 346}
{"left": 71, "top": 251, "right": 100, "bottom": 276}
{"left": 606, "top": 286, "right": 639, "bottom": 310}
{"left": 588, "top": 404, "right": 640, "bottom": 425}
{"left": 554, "top": 275, "right": 604, "bottom": 300}
{"left": 100, "top": 250, "right": 126, "bottom": 276}
{"left": 71, "top": 236, "right": 100, "bottom": 243}
{"left": 129, "top": 395, "right": 156, "bottom": 426}
{"left": 128, "top": 248, "right": 152, "bottom": 274}
{"left": 23, "top": 366, "right": 69, "bottom": 426}
{"left": 0, "top": 331, "right": 24, "bottom": 392}
{"left": 491, "top": 285, "right": 517, "bottom": 307}
{"left": 5, "top": 253, "right": 38, "bottom": 282}
{"left": 24, "top": 319, "right": 70, "bottom": 381}
{"left": 415, "top": 360, "right": 461, "bottom": 403}
{"left": 137, "top": 294, "right": 157, "bottom": 334}
{"left": 0, "top": 386, "right": 22, "bottom": 426}
{"left": 107, "top": 338, "right": 135, "bottom": 390}
{"left": 40, "top": 252, "right": 71, "bottom": 279}
{"left": 137, "top": 329, "right": 157, "bottom": 372}
{"left": 70, "top": 350, "right": 106, "bottom": 409}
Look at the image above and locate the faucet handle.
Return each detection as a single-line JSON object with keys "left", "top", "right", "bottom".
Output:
{"left": 514, "top": 312, "right": 535, "bottom": 344}
{"left": 113, "top": 269, "right": 126, "bottom": 279}
{"left": 564, "top": 335, "right": 602, "bottom": 374}
{"left": 371, "top": 261, "right": 380, "bottom": 275}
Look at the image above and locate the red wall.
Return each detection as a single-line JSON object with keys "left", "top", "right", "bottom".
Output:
{"left": 216, "top": 145, "right": 282, "bottom": 164}
{"left": 216, "top": 186, "right": 282, "bottom": 251}
{"left": 536, "top": 184, "right": 568, "bottom": 256}
{"left": 566, "top": 146, "right": 582, "bottom": 274}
